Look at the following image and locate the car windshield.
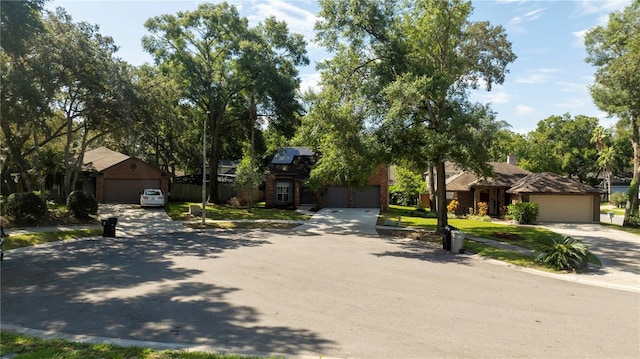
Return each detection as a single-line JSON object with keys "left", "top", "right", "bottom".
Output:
{"left": 145, "top": 190, "right": 161, "bottom": 196}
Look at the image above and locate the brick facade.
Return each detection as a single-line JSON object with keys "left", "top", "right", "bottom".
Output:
{"left": 94, "top": 158, "right": 169, "bottom": 203}
{"left": 267, "top": 164, "right": 389, "bottom": 211}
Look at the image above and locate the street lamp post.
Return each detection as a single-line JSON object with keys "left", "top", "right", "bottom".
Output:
{"left": 203, "top": 111, "right": 210, "bottom": 225}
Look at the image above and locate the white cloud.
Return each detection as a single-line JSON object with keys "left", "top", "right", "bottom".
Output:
{"left": 250, "top": 0, "right": 318, "bottom": 41}
{"left": 555, "top": 98, "right": 586, "bottom": 108}
{"left": 515, "top": 73, "right": 548, "bottom": 84}
{"left": 575, "top": 0, "right": 632, "bottom": 16}
{"left": 572, "top": 28, "right": 590, "bottom": 47}
{"left": 516, "top": 105, "right": 535, "bottom": 116}
{"left": 299, "top": 72, "right": 321, "bottom": 93}
{"left": 509, "top": 8, "right": 546, "bottom": 25}
{"left": 515, "top": 68, "right": 560, "bottom": 84}
{"left": 557, "top": 81, "right": 588, "bottom": 93}
{"left": 483, "top": 91, "right": 511, "bottom": 104}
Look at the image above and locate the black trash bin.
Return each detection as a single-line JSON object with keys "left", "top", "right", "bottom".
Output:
{"left": 101, "top": 217, "right": 117, "bottom": 237}
{"left": 442, "top": 225, "right": 458, "bottom": 251}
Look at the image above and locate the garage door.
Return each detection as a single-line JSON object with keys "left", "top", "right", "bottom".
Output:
{"left": 324, "top": 186, "right": 349, "bottom": 207}
{"left": 354, "top": 186, "right": 380, "bottom": 208}
{"left": 104, "top": 179, "right": 161, "bottom": 203}
{"left": 529, "top": 195, "right": 593, "bottom": 223}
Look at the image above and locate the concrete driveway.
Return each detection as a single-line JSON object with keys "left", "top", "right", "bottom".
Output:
{"left": 540, "top": 223, "right": 640, "bottom": 291}
{"left": 98, "top": 204, "right": 192, "bottom": 237}
{"left": 295, "top": 208, "right": 380, "bottom": 235}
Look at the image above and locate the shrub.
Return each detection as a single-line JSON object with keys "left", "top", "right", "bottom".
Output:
{"left": 446, "top": 200, "right": 459, "bottom": 214}
{"left": 507, "top": 202, "right": 539, "bottom": 224}
{"left": 536, "top": 236, "right": 591, "bottom": 271}
{"left": 624, "top": 211, "right": 640, "bottom": 227}
{"left": 5, "top": 192, "right": 46, "bottom": 224}
{"left": 66, "top": 190, "right": 98, "bottom": 219}
{"left": 610, "top": 192, "right": 627, "bottom": 208}
{"left": 227, "top": 197, "right": 244, "bottom": 208}
{"left": 477, "top": 202, "right": 488, "bottom": 216}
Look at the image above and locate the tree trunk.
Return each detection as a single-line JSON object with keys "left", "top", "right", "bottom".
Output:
{"left": 435, "top": 160, "right": 448, "bottom": 231}
{"left": 428, "top": 164, "right": 436, "bottom": 210}
{"left": 33, "top": 123, "right": 49, "bottom": 220}
{"left": 624, "top": 115, "right": 640, "bottom": 226}
{"left": 62, "top": 109, "right": 75, "bottom": 198}
{"left": 248, "top": 93, "right": 257, "bottom": 213}
{"left": 208, "top": 111, "right": 221, "bottom": 204}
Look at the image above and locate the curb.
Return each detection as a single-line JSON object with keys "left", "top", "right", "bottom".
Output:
{"left": 0, "top": 323, "right": 334, "bottom": 359}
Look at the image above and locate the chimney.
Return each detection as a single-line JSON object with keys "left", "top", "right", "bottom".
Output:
{"left": 507, "top": 154, "right": 516, "bottom": 166}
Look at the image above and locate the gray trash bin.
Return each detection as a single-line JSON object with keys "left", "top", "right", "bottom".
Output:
{"left": 451, "top": 230, "right": 465, "bottom": 254}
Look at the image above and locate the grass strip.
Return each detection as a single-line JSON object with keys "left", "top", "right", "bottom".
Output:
{"left": 2, "top": 229, "right": 103, "bottom": 250}
{"left": 185, "top": 222, "right": 301, "bottom": 230}
{"left": 166, "top": 202, "right": 310, "bottom": 222}
{"left": 0, "top": 330, "right": 264, "bottom": 359}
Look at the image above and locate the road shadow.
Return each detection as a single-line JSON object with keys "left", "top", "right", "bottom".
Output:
{"left": 371, "top": 236, "right": 473, "bottom": 265}
{"left": 1, "top": 231, "right": 336, "bottom": 356}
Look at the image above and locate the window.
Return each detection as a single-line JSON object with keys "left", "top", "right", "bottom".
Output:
{"left": 276, "top": 181, "right": 291, "bottom": 203}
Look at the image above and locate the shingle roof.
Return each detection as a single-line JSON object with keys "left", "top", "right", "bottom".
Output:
{"left": 446, "top": 162, "right": 531, "bottom": 191}
{"left": 507, "top": 172, "right": 602, "bottom": 194}
{"left": 82, "top": 147, "right": 130, "bottom": 172}
{"left": 271, "top": 147, "right": 315, "bottom": 164}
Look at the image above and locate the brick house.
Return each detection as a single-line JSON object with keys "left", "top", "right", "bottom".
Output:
{"left": 82, "top": 147, "right": 169, "bottom": 203}
{"left": 445, "top": 161, "right": 531, "bottom": 216}
{"left": 265, "top": 147, "right": 389, "bottom": 210}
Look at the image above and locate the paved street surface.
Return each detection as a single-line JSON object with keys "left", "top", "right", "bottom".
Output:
{"left": 2, "top": 227, "right": 639, "bottom": 358}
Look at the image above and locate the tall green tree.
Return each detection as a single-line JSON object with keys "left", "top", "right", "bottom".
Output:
{"left": 143, "top": 2, "right": 307, "bottom": 203}
{"left": 520, "top": 114, "right": 599, "bottom": 183}
{"left": 585, "top": 0, "right": 640, "bottom": 225}
{"left": 41, "top": 8, "right": 124, "bottom": 197}
{"left": 0, "top": 0, "right": 47, "bottom": 192}
{"left": 293, "top": 89, "right": 380, "bottom": 191}
{"left": 315, "top": 0, "right": 515, "bottom": 229}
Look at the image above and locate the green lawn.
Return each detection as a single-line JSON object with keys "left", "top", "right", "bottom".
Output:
{"left": 380, "top": 205, "right": 562, "bottom": 250}
{"left": 0, "top": 330, "right": 263, "bottom": 359}
{"left": 2, "top": 229, "right": 103, "bottom": 251}
{"left": 166, "top": 201, "right": 310, "bottom": 221}
{"left": 379, "top": 205, "right": 590, "bottom": 269}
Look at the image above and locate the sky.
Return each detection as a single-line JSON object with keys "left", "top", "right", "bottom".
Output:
{"left": 45, "top": 0, "right": 632, "bottom": 134}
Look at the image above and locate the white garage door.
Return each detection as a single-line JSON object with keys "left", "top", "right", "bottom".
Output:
{"left": 529, "top": 195, "right": 593, "bottom": 223}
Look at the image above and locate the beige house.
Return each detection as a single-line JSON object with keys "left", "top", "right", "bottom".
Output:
{"left": 507, "top": 172, "right": 602, "bottom": 223}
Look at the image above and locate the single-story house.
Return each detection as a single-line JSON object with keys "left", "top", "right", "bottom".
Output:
{"left": 82, "top": 147, "right": 169, "bottom": 203}
{"left": 507, "top": 172, "right": 602, "bottom": 223}
{"left": 446, "top": 161, "right": 531, "bottom": 216}
{"left": 265, "top": 147, "right": 389, "bottom": 210}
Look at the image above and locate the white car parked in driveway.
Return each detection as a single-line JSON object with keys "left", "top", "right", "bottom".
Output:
{"left": 140, "top": 188, "right": 165, "bottom": 207}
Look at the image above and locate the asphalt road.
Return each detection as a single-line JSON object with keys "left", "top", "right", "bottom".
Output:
{"left": 2, "top": 229, "right": 639, "bottom": 358}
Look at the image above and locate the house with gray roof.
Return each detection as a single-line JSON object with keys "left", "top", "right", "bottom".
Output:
{"left": 446, "top": 161, "right": 531, "bottom": 216}
{"left": 507, "top": 172, "right": 602, "bottom": 223}
{"left": 445, "top": 158, "right": 602, "bottom": 223}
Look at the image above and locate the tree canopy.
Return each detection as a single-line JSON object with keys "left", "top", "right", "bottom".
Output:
{"left": 313, "top": 0, "right": 516, "bottom": 229}
{"left": 143, "top": 2, "right": 308, "bottom": 203}
{"left": 585, "top": 0, "right": 640, "bottom": 225}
